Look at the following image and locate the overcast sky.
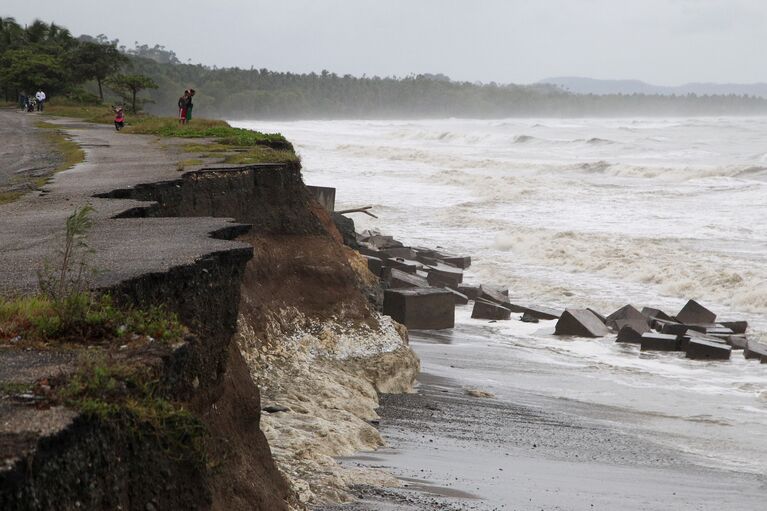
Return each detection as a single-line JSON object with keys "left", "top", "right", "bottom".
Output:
{"left": 3, "top": 0, "right": 766, "bottom": 85}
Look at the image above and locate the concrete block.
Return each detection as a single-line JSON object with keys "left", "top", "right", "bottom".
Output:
{"left": 616, "top": 325, "right": 644, "bottom": 343}
{"left": 661, "top": 322, "right": 689, "bottom": 336}
{"left": 587, "top": 308, "right": 608, "bottom": 324}
{"left": 686, "top": 338, "right": 732, "bottom": 360}
{"left": 478, "top": 285, "right": 511, "bottom": 307}
{"left": 554, "top": 309, "right": 610, "bottom": 337}
{"left": 471, "top": 299, "right": 511, "bottom": 320}
{"left": 367, "top": 235, "right": 404, "bottom": 250}
{"left": 719, "top": 320, "right": 748, "bottom": 334}
{"left": 727, "top": 335, "right": 748, "bottom": 350}
{"left": 685, "top": 324, "right": 733, "bottom": 336}
{"left": 439, "top": 254, "right": 472, "bottom": 269}
{"left": 640, "top": 332, "right": 681, "bottom": 351}
{"left": 744, "top": 341, "right": 767, "bottom": 361}
{"left": 383, "top": 288, "right": 455, "bottom": 330}
{"left": 385, "top": 258, "right": 422, "bottom": 274}
{"left": 641, "top": 307, "right": 673, "bottom": 322}
{"left": 365, "top": 255, "right": 384, "bottom": 277}
{"left": 615, "top": 317, "right": 651, "bottom": 335}
{"left": 445, "top": 287, "right": 469, "bottom": 305}
{"left": 457, "top": 284, "right": 480, "bottom": 300}
{"left": 306, "top": 185, "right": 336, "bottom": 212}
{"left": 520, "top": 313, "right": 539, "bottom": 323}
{"left": 381, "top": 247, "right": 417, "bottom": 259}
{"left": 506, "top": 304, "right": 562, "bottom": 321}
{"left": 425, "top": 263, "right": 463, "bottom": 288}
{"left": 389, "top": 268, "right": 429, "bottom": 289}
{"left": 676, "top": 299, "right": 716, "bottom": 325}
{"left": 357, "top": 243, "right": 382, "bottom": 258}
{"left": 606, "top": 305, "right": 649, "bottom": 331}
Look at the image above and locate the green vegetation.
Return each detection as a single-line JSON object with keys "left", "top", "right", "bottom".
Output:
{"left": 37, "top": 120, "right": 86, "bottom": 173}
{"left": 106, "top": 73, "right": 158, "bottom": 113}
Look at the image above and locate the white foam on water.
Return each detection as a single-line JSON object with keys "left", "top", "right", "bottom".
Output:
{"left": 232, "top": 116, "right": 767, "bottom": 475}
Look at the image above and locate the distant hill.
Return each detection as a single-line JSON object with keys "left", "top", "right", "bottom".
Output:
{"left": 539, "top": 77, "right": 767, "bottom": 98}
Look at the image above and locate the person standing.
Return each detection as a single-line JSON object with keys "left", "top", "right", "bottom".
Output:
{"left": 18, "top": 91, "right": 27, "bottom": 111}
{"left": 35, "top": 89, "right": 46, "bottom": 111}
{"left": 178, "top": 90, "right": 189, "bottom": 124}
{"left": 185, "top": 89, "right": 195, "bottom": 123}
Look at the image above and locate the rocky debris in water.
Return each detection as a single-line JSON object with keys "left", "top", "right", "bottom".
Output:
{"left": 385, "top": 257, "right": 423, "bottom": 274}
{"left": 383, "top": 288, "right": 455, "bottom": 330}
{"left": 720, "top": 320, "right": 748, "bottom": 335}
{"left": 675, "top": 299, "right": 717, "bottom": 324}
{"left": 744, "top": 341, "right": 767, "bottom": 362}
{"left": 465, "top": 389, "right": 494, "bottom": 398}
{"left": 640, "top": 332, "right": 681, "bottom": 351}
{"left": 477, "top": 285, "right": 511, "bottom": 308}
{"left": 331, "top": 213, "right": 359, "bottom": 249}
{"left": 456, "top": 284, "right": 480, "bottom": 300}
{"left": 520, "top": 312, "right": 539, "bottom": 323}
{"left": 363, "top": 234, "right": 404, "bottom": 250}
{"left": 605, "top": 305, "right": 649, "bottom": 331}
{"left": 727, "top": 335, "right": 748, "bottom": 350}
{"left": 661, "top": 322, "right": 689, "bottom": 336}
{"left": 686, "top": 338, "right": 732, "bottom": 360}
{"left": 444, "top": 287, "right": 469, "bottom": 305}
{"left": 425, "top": 262, "right": 463, "bottom": 288}
{"left": 554, "top": 309, "right": 610, "bottom": 337}
{"left": 381, "top": 247, "right": 417, "bottom": 260}
{"left": 641, "top": 307, "right": 673, "bottom": 322}
{"left": 263, "top": 404, "right": 291, "bottom": 414}
{"left": 506, "top": 303, "right": 562, "bottom": 320}
{"left": 616, "top": 325, "right": 645, "bottom": 343}
{"left": 471, "top": 299, "right": 512, "bottom": 321}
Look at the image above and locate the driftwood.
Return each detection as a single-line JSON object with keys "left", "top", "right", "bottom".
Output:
{"left": 335, "top": 206, "right": 378, "bottom": 219}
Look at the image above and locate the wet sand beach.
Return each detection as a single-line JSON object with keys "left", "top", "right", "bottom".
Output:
{"left": 317, "top": 330, "right": 767, "bottom": 510}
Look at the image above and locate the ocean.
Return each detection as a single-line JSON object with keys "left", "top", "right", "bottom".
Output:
{"left": 232, "top": 117, "right": 767, "bottom": 477}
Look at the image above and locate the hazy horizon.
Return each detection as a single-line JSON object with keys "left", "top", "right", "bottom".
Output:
{"left": 3, "top": 0, "right": 767, "bottom": 86}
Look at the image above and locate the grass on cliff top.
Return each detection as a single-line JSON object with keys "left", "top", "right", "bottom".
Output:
{"left": 0, "top": 293, "right": 186, "bottom": 346}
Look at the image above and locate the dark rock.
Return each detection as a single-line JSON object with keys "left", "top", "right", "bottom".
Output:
{"left": 675, "top": 299, "right": 716, "bottom": 324}
{"left": 727, "top": 335, "right": 748, "bottom": 350}
{"left": 331, "top": 213, "right": 359, "bottom": 249}
{"left": 641, "top": 307, "right": 673, "bottom": 322}
{"left": 425, "top": 263, "right": 463, "bottom": 288}
{"left": 640, "top": 332, "right": 681, "bottom": 351}
{"left": 262, "top": 404, "right": 290, "bottom": 414}
{"left": 457, "top": 284, "right": 480, "bottom": 300}
{"left": 445, "top": 287, "right": 469, "bottom": 305}
{"left": 506, "top": 304, "right": 562, "bottom": 320}
{"left": 744, "top": 341, "right": 767, "bottom": 361}
{"left": 554, "top": 309, "right": 610, "bottom": 337}
{"left": 616, "top": 325, "right": 644, "bottom": 343}
{"left": 383, "top": 288, "right": 455, "bottom": 330}
{"left": 686, "top": 338, "right": 732, "bottom": 360}
{"left": 719, "top": 320, "right": 748, "bottom": 334}
{"left": 606, "top": 305, "right": 649, "bottom": 331}
{"left": 615, "top": 317, "right": 651, "bottom": 335}
{"left": 520, "top": 312, "right": 539, "bottom": 323}
{"left": 661, "top": 322, "right": 689, "bottom": 336}
{"left": 388, "top": 268, "right": 429, "bottom": 289}
{"left": 471, "top": 299, "right": 511, "bottom": 321}
{"left": 651, "top": 318, "right": 677, "bottom": 331}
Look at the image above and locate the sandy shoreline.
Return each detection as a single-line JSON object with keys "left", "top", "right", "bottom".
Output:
{"left": 315, "top": 330, "right": 767, "bottom": 510}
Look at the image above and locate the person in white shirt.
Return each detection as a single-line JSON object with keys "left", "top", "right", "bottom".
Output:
{"left": 35, "top": 90, "right": 46, "bottom": 111}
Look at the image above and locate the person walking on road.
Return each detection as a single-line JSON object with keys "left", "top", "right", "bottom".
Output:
{"left": 35, "top": 89, "right": 46, "bottom": 112}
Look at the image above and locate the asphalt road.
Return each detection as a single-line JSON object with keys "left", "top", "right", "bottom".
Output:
{"left": 0, "top": 109, "right": 59, "bottom": 191}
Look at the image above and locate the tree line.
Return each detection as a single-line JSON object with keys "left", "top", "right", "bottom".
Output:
{"left": 3, "top": 16, "right": 767, "bottom": 119}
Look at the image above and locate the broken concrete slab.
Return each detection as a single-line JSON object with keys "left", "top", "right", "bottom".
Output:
{"left": 365, "top": 255, "right": 384, "bottom": 277}
{"left": 425, "top": 263, "right": 463, "bottom": 288}
{"left": 554, "top": 309, "right": 610, "bottom": 338}
{"left": 366, "top": 235, "right": 404, "bottom": 250}
{"left": 385, "top": 257, "right": 422, "bottom": 274}
{"left": 506, "top": 304, "right": 562, "bottom": 321}
{"left": 686, "top": 338, "right": 732, "bottom": 360}
{"left": 587, "top": 308, "right": 608, "bottom": 324}
{"left": 439, "top": 254, "right": 472, "bottom": 269}
{"left": 660, "top": 322, "right": 689, "bottom": 336}
{"left": 675, "top": 299, "right": 716, "bottom": 325}
{"left": 457, "top": 284, "right": 480, "bottom": 300}
{"left": 477, "top": 285, "right": 511, "bottom": 307}
{"left": 388, "top": 268, "right": 430, "bottom": 289}
{"left": 445, "top": 287, "right": 469, "bottom": 305}
{"left": 685, "top": 324, "right": 733, "bottom": 336}
{"left": 306, "top": 185, "right": 336, "bottom": 212}
{"left": 616, "top": 325, "right": 645, "bottom": 343}
{"left": 615, "top": 317, "right": 651, "bottom": 335}
{"left": 744, "top": 341, "right": 767, "bottom": 361}
{"left": 641, "top": 307, "right": 673, "bottom": 322}
{"left": 520, "top": 313, "right": 539, "bottom": 323}
{"left": 471, "top": 299, "right": 511, "bottom": 321}
{"left": 727, "top": 335, "right": 748, "bottom": 350}
{"left": 381, "top": 247, "right": 417, "bottom": 260}
{"left": 719, "top": 320, "right": 748, "bottom": 334}
{"left": 383, "top": 288, "right": 455, "bottom": 330}
{"left": 606, "top": 305, "right": 649, "bottom": 331}
{"left": 640, "top": 332, "right": 681, "bottom": 351}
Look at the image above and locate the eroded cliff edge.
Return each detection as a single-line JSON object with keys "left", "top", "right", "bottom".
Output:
{"left": 0, "top": 116, "right": 418, "bottom": 510}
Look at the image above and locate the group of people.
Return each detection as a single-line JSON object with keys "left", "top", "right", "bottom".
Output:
{"left": 18, "top": 89, "right": 47, "bottom": 112}
{"left": 177, "top": 89, "right": 195, "bottom": 124}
